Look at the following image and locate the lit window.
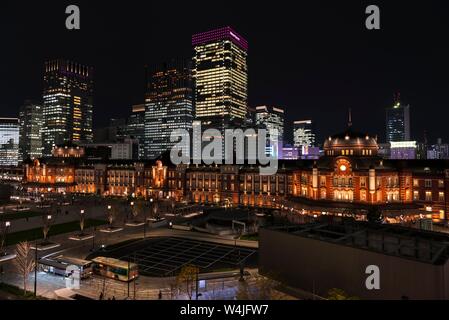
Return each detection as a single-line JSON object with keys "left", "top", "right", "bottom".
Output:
{"left": 413, "top": 179, "right": 419, "bottom": 187}
{"left": 320, "top": 176, "right": 326, "bottom": 187}
{"left": 425, "top": 191, "right": 432, "bottom": 201}
{"left": 439, "top": 192, "right": 445, "bottom": 202}
{"left": 320, "top": 190, "right": 326, "bottom": 199}
{"left": 360, "top": 190, "right": 366, "bottom": 201}
{"left": 360, "top": 177, "right": 366, "bottom": 188}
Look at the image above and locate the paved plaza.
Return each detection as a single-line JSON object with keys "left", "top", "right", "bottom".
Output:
{"left": 100, "top": 237, "right": 257, "bottom": 277}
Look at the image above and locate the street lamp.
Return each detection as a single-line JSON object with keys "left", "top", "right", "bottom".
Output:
{"left": 91, "top": 226, "right": 96, "bottom": 251}
{"left": 144, "top": 199, "right": 153, "bottom": 239}
{"left": 1, "top": 221, "right": 11, "bottom": 256}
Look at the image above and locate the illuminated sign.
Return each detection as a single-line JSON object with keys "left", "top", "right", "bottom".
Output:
{"left": 390, "top": 141, "right": 417, "bottom": 148}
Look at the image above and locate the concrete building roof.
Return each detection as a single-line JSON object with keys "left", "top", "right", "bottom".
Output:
{"left": 267, "top": 221, "right": 449, "bottom": 265}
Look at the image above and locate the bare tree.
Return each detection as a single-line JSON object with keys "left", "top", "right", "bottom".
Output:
{"left": 132, "top": 201, "right": 145, "bottom": 221}
{"left": 327, "top": 288, "right": 359, "bottom": 300}
{"left": 176, "top": 265, "right": 199, "bottom": 300}
{"left": 236, "top": 280, "right": 251, "bottom": 300}
{"left": 13, "top": 242, "right": 35, "bottom": 295}
{"left": 106, "top": 205, "right": 118, "bottom": 227}
{"left": 151, "top": 201, "right": 160, "bottom": 220}
{"left": 169, "top": 281, "right": 179, "bottom": 300}
{"left": 42, "top": 214, "right": 53, "bottom": 242}
{"left": 236, "top": 275, "right": 283, "bottom": 300}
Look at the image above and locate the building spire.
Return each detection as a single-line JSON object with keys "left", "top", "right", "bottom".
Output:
{"left": 394, "top": 92, "right": 401, "bottom": 104}
{"left": 348, "top": 108, "right": 352, "bottom": 127}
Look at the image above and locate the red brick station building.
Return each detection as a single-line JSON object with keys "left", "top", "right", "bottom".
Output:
{"left": 22, "top": 126, "right": 449, "bottom": 223}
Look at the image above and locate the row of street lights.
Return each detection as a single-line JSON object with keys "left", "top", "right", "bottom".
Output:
{"left": 1, "top": 220, "right": 11, "bottom": 254}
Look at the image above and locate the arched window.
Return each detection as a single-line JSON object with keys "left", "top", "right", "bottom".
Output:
{"left": 360, "top": 190, "right": 367, "bottom": 201}
{"left": 320, "top": 189, "right": 326, "bottom": 199}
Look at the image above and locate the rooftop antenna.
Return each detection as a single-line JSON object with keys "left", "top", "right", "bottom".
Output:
{"left": 348, "top": 108, "right": 352, "bottom": 127}
{"left": 394, "top": 92, "right": 401, "bottom": 106}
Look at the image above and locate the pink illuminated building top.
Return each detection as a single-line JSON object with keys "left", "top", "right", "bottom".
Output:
{"left": 192, "top": 26, "right": 248, "bottom": 51}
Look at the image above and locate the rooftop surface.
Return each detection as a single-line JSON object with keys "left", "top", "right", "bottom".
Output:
{"left": 266, "top": 221, "right": 449, "bottom": 265}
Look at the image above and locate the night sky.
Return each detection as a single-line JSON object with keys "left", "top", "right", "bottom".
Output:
{"left": 2, "top": 0, "right": 449, "bottom": 144}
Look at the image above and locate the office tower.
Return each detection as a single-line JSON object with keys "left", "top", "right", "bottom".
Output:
{"left": 255, "top": 106, "right": 284, "bottom": 157}
{"left": 126, "top": 104, "right": 145, "bottom": 159}
{"left": 110, "top": 118, "right": 128, "bottom": 140}
{"left": 427, "top": 138, "right": 449, "bottom": 160}
{"left": 386, "top": 93, "right": 410, "bottom": 143}
{"left": 42, "top": 59, "right": 93, "bottom": 156}
{"left": 19, "top": 100, "right": 43, "bottom": 161}
{"left": 93, "top": 118, "right": 128, "bottom": 144}
{"left": 280, "top": 144, "right": 299, "bottom": 160}
{"left": 144, "top": 59, "right": 194, "bottom": 159}
{"left": 192, "top": 26, "right": 248, "bottom": 127}
{"left": 0, "top": 118, "right": 19, "bottom": 166}
{"left": 79, "top": 138, "right": 139, "bottom": 160}
{"left": 246, "top": 106, "right": 256, "bottom": 126}
{"left": 293, "top": 120, "right": 316, "bottom": 148}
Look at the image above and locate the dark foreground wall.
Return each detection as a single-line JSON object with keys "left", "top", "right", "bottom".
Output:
{"left": 0, "top": 184, "right": 12, "bottom": 202}
{"left": 259, "top": 228, "right": 449, "bottom": 300}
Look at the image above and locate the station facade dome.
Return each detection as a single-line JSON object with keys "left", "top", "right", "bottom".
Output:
{"left": 324, "top": 127, "right": 378, "bottom": 157}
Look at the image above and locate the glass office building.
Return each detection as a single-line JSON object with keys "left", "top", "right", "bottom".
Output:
{"left": 19, "top": 100, "right": 43, "bottom": 161}
{"left": 144, "top": 59, "right": 194, "bottom": 159}
{"left": 386, "top": 100, "right": 410, "bottom": 143}
{"left": 293, "top": 120, "right": 316, "bottom": 148}
{"left": 192, "top": 26, "right": 248, "bottom": 125}
{"left": 127, "top": 104, "right": 146, "bottom": 159}
{"left": 255, "top": 106, "right": 285, "bottom": 157}
{"left": 42, "top": 59, "right": 94, "bottom": 156}
{"left": 0, "top": 118, "right": 20, "bottom": 166}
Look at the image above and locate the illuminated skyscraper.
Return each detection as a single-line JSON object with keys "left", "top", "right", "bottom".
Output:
{"left": 386, "top": 94, "right": 410, "bottom": 143}
{"left": 126, "top": 104, "right": 145, "bottom": 159}
{"left": 255, "top": 106, "right": 284, "bottom": 157}
{"left": 0, "top": 118, "right": 19, "bottom": 166}
{"left": 293, "top": 120, "right": 316, "bottom": 148}
{"left": 144, "top": 59, "right": 194, "bottom": 159}
{"left": 192, "top": 26, "right": 248, "bottom": 126}
{"left": 42, "top": 59, "right": 93, "bottom": 156}
{"left": 19, "top": 100, "right": 43, "bottom": 160}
